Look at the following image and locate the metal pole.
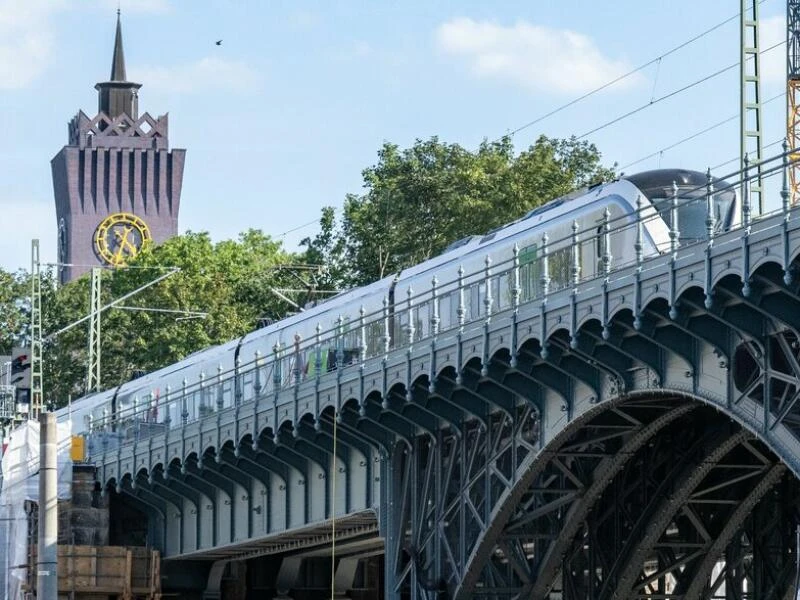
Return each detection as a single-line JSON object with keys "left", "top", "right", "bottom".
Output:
{"left": 37, "top": 411, "right": 57, "bottom": 600}
{"left": 87, "top": 267, "right": 101, "bottom": 393}
{"left": 741, "top": 0, "right": 764, "bottom": 213}
{"left": 30, "top": 240, "right": 44, "bottom": 418}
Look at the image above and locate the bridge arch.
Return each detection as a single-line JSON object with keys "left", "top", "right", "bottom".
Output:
{"left": 453, "top": 390, "right": 800, "bottom": 600}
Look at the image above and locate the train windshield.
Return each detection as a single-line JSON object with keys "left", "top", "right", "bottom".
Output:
{"left": 650, "top": 186, "right": 736, "bottom": 243}
{"left": 624, "top": 169, "right": 737, "bottom": 243}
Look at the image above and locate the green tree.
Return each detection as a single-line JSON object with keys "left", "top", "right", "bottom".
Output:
{"left": 41, "top": 229, "right": 299, "bottom": 405}
{"left": 0, "top": 268, "right": 30, "bottom": 354}
{"left": 302, "top": 135, "right": 615, "bottom": 287}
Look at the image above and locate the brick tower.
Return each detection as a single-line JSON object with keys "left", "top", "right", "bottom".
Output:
{"left": 51, "top": 13, "right": 186, "bottom": 283}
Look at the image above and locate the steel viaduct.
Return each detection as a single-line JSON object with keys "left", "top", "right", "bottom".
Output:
{"left": 86, "top": 158, "right": 800, "bottom": 599}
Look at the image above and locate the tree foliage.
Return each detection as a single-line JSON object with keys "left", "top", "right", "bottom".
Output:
{"left": 0, "top": 230, "right": 299, "bottom": 406}
{"left": 0, "top": 133, "right": 614, "bottom": 406}
{"left": 0, "top": 269, "right": 30, "bottom": 355}
{"left": 302, "top": 135, "right": 615, "bottom": 287}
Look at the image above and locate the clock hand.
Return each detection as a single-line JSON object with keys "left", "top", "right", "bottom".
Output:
{"left": 113, "top": 226, "right": 135, "bottom": 263}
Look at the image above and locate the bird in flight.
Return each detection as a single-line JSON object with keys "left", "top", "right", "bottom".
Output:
{"left": 215, "top": 40, "right": 223, "bottom": 46}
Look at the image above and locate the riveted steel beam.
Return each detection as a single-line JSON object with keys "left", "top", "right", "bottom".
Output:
{"left": 609, "top": 430, "right": 750, "bottom": 599}
{"left": 680, "top": 464, "right": 786, "bottom": 599}
{"left": 524, "top": 403, "right": 696, "bottom": 599}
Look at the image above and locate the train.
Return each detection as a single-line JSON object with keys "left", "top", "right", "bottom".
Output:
{"left": 55, "top": 168, "right": 739, "bottom": 442}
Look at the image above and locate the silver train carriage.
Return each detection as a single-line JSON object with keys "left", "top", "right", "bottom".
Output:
{"left": 58, "top": 168, "right": 738, "bottom": 442}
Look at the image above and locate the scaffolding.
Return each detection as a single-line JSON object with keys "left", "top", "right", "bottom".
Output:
{"left": 789, "top": 0, "right": 800, "bottom": 201}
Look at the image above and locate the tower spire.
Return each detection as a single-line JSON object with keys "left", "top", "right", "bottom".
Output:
{"left": 95, "top": 11, "right": 141, "bottom": 119}
{"left": 110, "top": 10, "right": 126, "bottom": 82}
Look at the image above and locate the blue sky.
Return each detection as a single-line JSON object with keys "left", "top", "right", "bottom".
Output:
{"left": 0, "top": 0, "right": 789, "bottom": 272}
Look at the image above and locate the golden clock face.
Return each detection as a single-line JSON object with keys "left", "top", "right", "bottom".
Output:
{"left": 94, "top": 213, "right": 152, "bottom": 266}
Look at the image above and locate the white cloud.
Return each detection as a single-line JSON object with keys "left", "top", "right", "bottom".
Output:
{"left": 436, "top": 17, "right": 642, "bottom": 95}
{"left": 130, "top": 57, "right": 261, "bottom": 94}
{"left": 760, "top": 15, "right": 784, "bottom": 84}
{"left": 0, "top": 0, "right": 170, "bottom": 90}
{"left": 0, "top": 0, "right": 65, "bottom": 89}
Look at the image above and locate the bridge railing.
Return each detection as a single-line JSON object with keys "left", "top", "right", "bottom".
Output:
{"left": 83, "top": 146, "right": 798, "bottom": 456}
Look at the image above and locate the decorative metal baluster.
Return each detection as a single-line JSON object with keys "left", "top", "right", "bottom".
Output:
{"left": 431, "top": 276, "right": 440, "bottom": 336}
{"left": 782, "top": 139, "right": 793, "bottom": 285}
{"left": 601, "top": 209, "right": 612, "bottom": 339}
{"left": 511, "top": 243, "right": 521, "bottom": 310}
{"left": 293, "top": 334, "right": 303, "bottom": 385}
{"left": 541, "top": 233, "right": 550, "bottom": 298}
{"left": 163, "top": 385, "right": 172, "bottom": 429}
{"left": 634, "top": 195, "right": 644, "bottom": 330}
{"left": 571, "top": 220, "right": 580, "bottom": 287}
{"left": 382, "top": 297, "right": 391, "bottom": 355}
{"left": 668, "top": 181, "right": 680, "bottom": 319}
{"left": 181, "top": 378, "right": 188, "bottom": 425}
{"left": 457, "top": 265, "right": 466, "bottom": 331}
{"left": 315, "top": 322, "right": 323, "bottom": 378}
{"left": 782, "top": 139, "right": 791, "bottom": 216}
{"left": 635, "top": 196, "right": 644, "bottom": 268}
{"left": 217, "top": 364, "right": 224, "bottom": 411}
{"left": 272, "top": 342, "right": 282, "bottom": 390}
{"left": 602, "top": 207, "right": 612, "bottom": 277}
{"left": 743, "top": 154, "right": 752, "bottom": 231}
{"left": 359, "top": 305, "right": 367, "bottom": 364}
{"left": 406, "top": 287, "right": 415, "bottom": 345}
{"left": 250, "top": 352, "right": 259, "bottom": 400}
{"left": 540, "top": 232, "right": 550, "bottom": 359}
{"left": 429, "top": 275, "right": 440, "bottom": 393}
{"left": 336, "top": 315, "right": 345, "bottom": 370}
{"left": 670, "top": 181, "right": 680, "bottom": 258}
{"left": 483, "top": 255, "right": 493, "bottom": 323}
{"left": 742, "top": 156, "right": 753, "bottom": 297}
{"left": 705, "top": 168, "right": 716, "bottom": 243}
{"left": 198, "top": 372, "right": 206, "bottom": 416}
{"left": 704, "top": 168, "right": 716, "bottom": 309}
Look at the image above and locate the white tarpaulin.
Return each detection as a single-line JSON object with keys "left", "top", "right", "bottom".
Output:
{"left": 0, "top": 420, "right": 73, "bottom": 600}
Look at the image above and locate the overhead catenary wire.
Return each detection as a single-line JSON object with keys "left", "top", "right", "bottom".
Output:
{"left": 577, "top": 39, "right": 785, "bottom": 141}
{"left": 501, "top": 0, "right": 771, "bottom": 141}
{"left": 279, "top": 1, "right": 776, "bottom": 243}
{"left": 619, "top": 93, "right": 785, "bottom": 171}
{"left": 711, "top": 138, "right": 785, "bottom": 171}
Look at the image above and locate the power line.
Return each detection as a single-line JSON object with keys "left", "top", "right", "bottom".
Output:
{"left": 619, "top": 92, "right": 785, "bottom": 171}
{"left": 577, "top": 39, "right": 785, "bottom": 141}
{"left": 277, "top": 211, "right": 337, "bottom": 239}
{"left": 501, "top": 0, "right": 770, "bottom": 141}
{"left": 711, "top": 138, "right": 785, "bottom": 171}
{"left": 281, "top": 1, "right": 777, "bottom": 243}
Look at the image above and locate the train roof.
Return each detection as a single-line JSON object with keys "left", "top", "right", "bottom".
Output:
{"left": 623, "top": 168, "right": 733, "bottom": 201}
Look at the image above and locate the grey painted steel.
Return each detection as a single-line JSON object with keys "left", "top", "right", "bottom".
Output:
{"left": 85, "top": 180, "right": 800, "bottom": 597}
{"left": 37, "top": 412, "right": 57, "bottom": 600}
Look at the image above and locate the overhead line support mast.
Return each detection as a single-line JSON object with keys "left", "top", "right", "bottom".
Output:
{"left": 742, "top": 0, "right": 764, "bottom": 214}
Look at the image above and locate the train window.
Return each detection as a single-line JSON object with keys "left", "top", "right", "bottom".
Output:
{"left": 652, "top": 187, "right": 732, "bottom": 242}
{"left": 549, "top": 246, "right": 577, "bottom": 292}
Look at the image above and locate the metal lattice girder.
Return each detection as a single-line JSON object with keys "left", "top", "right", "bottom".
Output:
{"left": 742, "top": 0, "right": 764, "bottom": 213}
{"left": 30, "top": 239, "right": 43, "bottom": 417}
{"left": 388, "top": 401, "right": 540, "bottom": 598}
{"left": 87, "top": 266, "right": 102, "bottom": 393}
